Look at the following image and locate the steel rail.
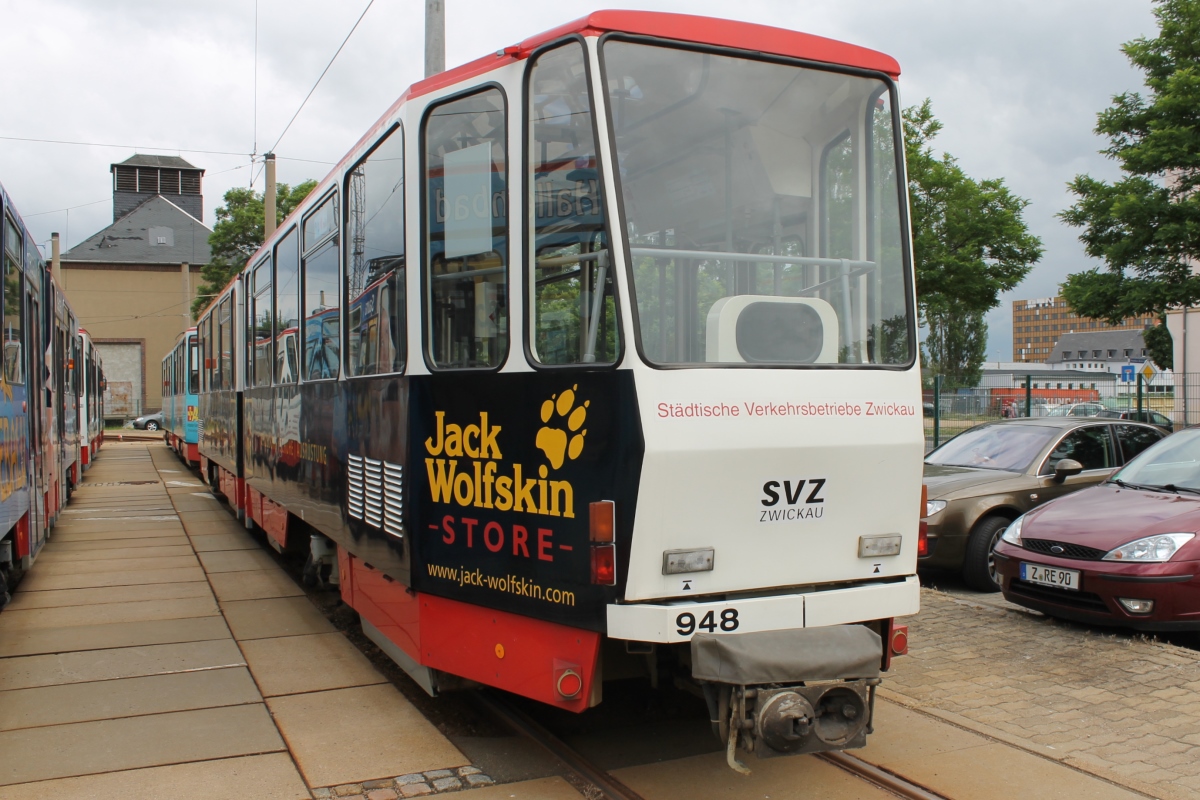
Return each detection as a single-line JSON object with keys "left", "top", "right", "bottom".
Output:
{"left": 472, "top": 690, "right": 647, "bottom": 800}
{"left": 820, "top": 751, "right": 953, "bottom": 800}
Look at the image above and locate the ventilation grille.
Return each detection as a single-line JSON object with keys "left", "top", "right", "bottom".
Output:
{"left": 347, "top": 454, "right": 403, "bottom": 540}
{"left": 197, "top": 419, "right": 205, "bottom": 442}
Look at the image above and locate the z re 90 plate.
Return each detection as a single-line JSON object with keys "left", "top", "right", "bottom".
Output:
{"left": 1021, "top": 562, "right": 1080, "bottom": 591}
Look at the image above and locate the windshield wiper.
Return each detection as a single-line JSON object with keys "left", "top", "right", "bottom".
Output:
{"left": 1108, "top": 478, "right": 1168, "bottom": 492}
{"left": 1162, "top": 484, "right": 1200, "bottom": 496}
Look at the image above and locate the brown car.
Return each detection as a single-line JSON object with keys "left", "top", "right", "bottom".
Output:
{"left": 922, "top": 417, "right": 1167, "bottom": 591}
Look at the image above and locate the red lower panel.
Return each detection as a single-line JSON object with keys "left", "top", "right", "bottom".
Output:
{"left": 186, "top": 443, "right": 199, "bottom": 464}
{"left": 343, "top": 551, "right": 421, "bottom": 662}
{"left": 82, "top": 446, "right": 90, "bottom": 466}
{"left": 14, "top": 513, "right": 29, "bottom": 559}
{"left": 261, "top": 494, "right": 288, "bottom": 548}
{"left": 341, "top": 555, "right": 599, "bottom": 712}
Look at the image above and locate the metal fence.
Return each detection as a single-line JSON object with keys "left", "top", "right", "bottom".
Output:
{"left": 924, "top": 369, "right": 1199, "bottom": 449}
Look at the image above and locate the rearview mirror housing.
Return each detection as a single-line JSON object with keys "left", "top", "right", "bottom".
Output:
{"left": 1053, "top": 458, "right": 1084, "bottom": 483}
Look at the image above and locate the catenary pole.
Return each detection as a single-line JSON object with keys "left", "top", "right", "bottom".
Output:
{"left": 426, "top": 0, "right": 445, "bottom": 77}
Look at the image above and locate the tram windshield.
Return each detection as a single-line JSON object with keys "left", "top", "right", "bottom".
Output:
{"left": 602, "top": 41, "right": 911, "bottom": 366}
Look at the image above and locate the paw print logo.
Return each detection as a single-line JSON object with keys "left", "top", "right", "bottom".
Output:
{"left": 536, "top": 385, "right": 588, "bottom": 470}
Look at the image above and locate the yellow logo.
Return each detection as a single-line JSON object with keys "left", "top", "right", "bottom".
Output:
{"left": 536, "top": 386, "right": 588, "bottom": 470}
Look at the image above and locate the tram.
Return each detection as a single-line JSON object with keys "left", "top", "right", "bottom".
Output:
{"left": 79, "top": 329, "right": 106, "bottom": 470}
{"left": 196, "top": 11, "right": 922, "bottom": 766}
{"left": 162, "top": 328, "right": 199, "bottom": 466}
{"left": 0, "top": 181, "right": 88, "bottom": 605}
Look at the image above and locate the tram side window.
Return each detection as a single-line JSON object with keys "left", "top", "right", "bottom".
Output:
{"left": 275, "top": 229, "right": 300, "bottom": 384}
{"left": 188, "top": 340, "right": 199, "bottom": 395}
{"left": 346, "top": 125, "right": 405, "bottom": 376}
{"left": 302, "top": 193, "right": 341, "bottom": 380}
{"left": 423, "top": 89, "right": 508, "bottom": 369}
{"left": 198, "top": 315, "right": 210, "bottom": 392}
{"left": 218, "top": 296, "right": 233, "bottom": 389}
{"left": 251, "top": 259, "right": 273, "bottom": 387}
{"left": 2, "top": 220, "right": 23, "bottom": 384}
{"left": 528, "top": 43, "right": 617, "bottom": 366}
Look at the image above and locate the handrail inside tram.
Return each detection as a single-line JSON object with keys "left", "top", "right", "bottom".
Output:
{"left": 628, "top": 247, "right": 875, "bottom": 271}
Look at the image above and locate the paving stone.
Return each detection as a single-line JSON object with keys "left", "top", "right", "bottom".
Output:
{"left": 423, "top": 769, "right": 454, "bottom": 779}
{"left": 335, "top": 784, "right": 364, "bottom": 796}
{"left": 464, "top": 774, "right": 495, "bottom": 787}
{"left": 367, "top": 790, "right": 399, "bottom": 800}
{"left": 363, "top": 779, "right": 396, "bottom": 789}
{"left": 208, "top": 568, "right": 305, "bottom": 601}
{"left": 431, "top": 777, "right": 461, "bottom": 791}
{"left": 397, "top": 773, "right": 427, "bottom": 785}
{"left": 221, "top": 596, "right": 336, "bottom": 640}
{"left": 240, "top": 632, "right": 386, "bottom": 696}
{"left": 458, "top": 766, "right": 482, "bottom": 776}
{"left": 0, "top": 615, "right": 231, "bottom": 657}
{"left": 399, "top": 785, "right": 432, "bottom": 798}
{"left": 0, "top": 639, "right": 246, "bottom": 691}
{"left": 312, "top": 789, "right": 333, "bottom": 798}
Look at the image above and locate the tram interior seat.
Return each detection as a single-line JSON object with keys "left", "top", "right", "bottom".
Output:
{"left": 706, "top": 295, "right": 838, "bottom": 363}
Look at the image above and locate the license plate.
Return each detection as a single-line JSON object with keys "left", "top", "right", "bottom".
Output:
{"left": 1020, "top": 562, "right": 1080, "bottom": 591}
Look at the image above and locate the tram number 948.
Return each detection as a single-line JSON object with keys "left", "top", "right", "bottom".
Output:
{"left": 676, "top": 608, "right": 740, "bottom": 636}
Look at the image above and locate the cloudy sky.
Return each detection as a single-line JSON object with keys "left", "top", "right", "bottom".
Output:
{"left": 0, "top": 0, "right": 1158, "bottom": 360}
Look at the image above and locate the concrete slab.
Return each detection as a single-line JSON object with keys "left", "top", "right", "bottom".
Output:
{"left": 36, "top": 544, "right": 196, "bottom": 562}
{"left": 48, "top": 518, "right": 182, "bottom": 533}
{"left": 0, "top": 704, "right": 286, "bottom": 786}
{"left": 0, "top": 596, "right": 218, "bottom": 631}
{"left": 5, "top": 581, "right": 212, "bottom": 610}
{"left": 0, "top": 666, "right": 262, "bottom": 731}
{"left": 181, "top": 517, "right": 253, "bottom": 537}
{"left": 221, "top": 597, "right": 336, "bottom": 640}
{"left": 190, "top": 532, "right": 260, "bottom": 552}
{"left": 29, "top": 556, "right": 198, "bottom": 576}
{"left": 612, "top": 751, "right": 896, "bottom": 800}
{"left": 51, "top": 527, "right": 186, "bottom": 542}
{"left": 0, "top": 614, "right": 231, "bottom": 657}
{"left": 0, "top": 753, "right": 310, "bottom": 800}
{"left": 199, "top": 548, "right": 280, "bottom": 573}
{"left": 208, "top": 569, "right": 305, "bottom": 601}
{"left": 0, "top": 639, "right": 247, "bottom": 691}
{"left": 861, "top": 703, "right": 1144, "bottom": 800}
{"left": 267, "top": 684, "right": 468, "bottom": 787}
{"left": 46, "top": 536, "right": 188, "bottom": 551}
{"left": 241, "top": 632, "right": 388, "bottom": 697}
{"left": 18, "top": 566, "right": 206, "bottom": 591}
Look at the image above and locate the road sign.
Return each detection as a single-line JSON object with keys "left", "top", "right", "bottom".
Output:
{"left": 1140, "top": 363, "right": 1157, "bottom": 382}
{"left": 1121, "top": 365, "right": 1135, "bottom": 383}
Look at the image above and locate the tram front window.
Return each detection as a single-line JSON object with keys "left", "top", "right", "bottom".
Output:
{"left": 602, "top": 42, "right": 911, "bottom": 366}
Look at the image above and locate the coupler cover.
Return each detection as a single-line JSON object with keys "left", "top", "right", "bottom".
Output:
{"left": 692, "top": 626, "right": 882, "bottom": 759}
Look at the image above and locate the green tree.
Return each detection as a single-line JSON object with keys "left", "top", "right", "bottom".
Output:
{"left": 903, "top": 100, "right": 1042, "bottom": 384}
{"left": 1059, "top": 0, "right": 1200, "bottom": 365}
{"left": 1144, "top": 316, "right": 1174, "bottom": 370}
{"left": 192, "top": 180, "right": 317, "bottom": 317}
{"left": 923, "top": 304, "right": 989, "bottom": 389}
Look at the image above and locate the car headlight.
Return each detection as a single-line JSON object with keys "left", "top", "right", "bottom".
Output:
{"left": 999, "top": 514, "right": 1025, "bottom": 546}
{"left": 925, "top": 500, "right": 947, "bottom": 517}
{"left": 1103, "top": 533, "right": 1195, "bottom": 563}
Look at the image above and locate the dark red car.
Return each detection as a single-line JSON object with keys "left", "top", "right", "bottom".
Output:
{"left": 994, "top": 428, "right": 1200, "bottom": 631}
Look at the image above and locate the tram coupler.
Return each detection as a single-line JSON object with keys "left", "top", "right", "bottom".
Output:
{"left": 693, "top": 626, "right": 882, "bottom": 770}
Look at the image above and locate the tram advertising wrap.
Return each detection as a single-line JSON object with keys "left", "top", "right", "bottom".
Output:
{"left": 412, "top": 373, "right": 641, "bottom": 629}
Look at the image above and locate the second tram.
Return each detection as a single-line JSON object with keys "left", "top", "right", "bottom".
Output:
{"left": 196, "top": 11, "right": 922, "bottom": 766}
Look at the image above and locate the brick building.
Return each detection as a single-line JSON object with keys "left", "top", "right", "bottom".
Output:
{"left": 60, "top": 155, "right": 211, "bottom": 418}
{"left": 1011, "top": 296, "right": 1154, "bottom": 363}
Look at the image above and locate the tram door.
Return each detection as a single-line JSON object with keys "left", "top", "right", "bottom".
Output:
{"left": 25, "top": 284, "right": 43, "bottom": 550}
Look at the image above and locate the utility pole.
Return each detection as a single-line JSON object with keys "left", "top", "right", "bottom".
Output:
{"left": 264, "top": 153, "right": 277, "bottom": 239}
{"left": 51, "top": 232, "right": 62, "bottom": 287}
{"left": 425, "top": 0, "right": 444, "bottom": 77}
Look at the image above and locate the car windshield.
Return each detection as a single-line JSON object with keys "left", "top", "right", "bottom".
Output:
{"left": 1111, "top": 428, "right": 1200, "bottom": 490}
{"left": 925, "top": 424, "right": 1059, "bottom": 472}
{"left": 602, "top": 41, "right": 911, "bottom": 367}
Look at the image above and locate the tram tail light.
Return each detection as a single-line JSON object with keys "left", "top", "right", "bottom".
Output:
{"left": 918, "top": 521, "right": 929, "bottom": 557}
{"left": 589, "top": 500, "right": 614, "bottom": 542}
{"left": 591, "top": 544, "right": 616, "bottom": 585}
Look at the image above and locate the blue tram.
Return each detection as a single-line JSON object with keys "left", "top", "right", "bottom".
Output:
{"left": 0, "top": 181, "right": 89, "bottom": 606}
{"left": 162, "top": 328, "right": 199, "bottom": 466}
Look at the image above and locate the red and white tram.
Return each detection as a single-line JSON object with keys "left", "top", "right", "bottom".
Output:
{"left": 197, "top": 11, "right": 922, "bottom": 765}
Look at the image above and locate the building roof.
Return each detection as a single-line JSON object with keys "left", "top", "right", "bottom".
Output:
{"left": 111, "top": 154, "right": 201, "bottom": 171}
{"left": 983, "top": 368, "right": 1117, "bottom": 381}
{"left": 1048, "top": 330, "right": 1146, "bottom": 363}
{"left": 62, "top": 195, "right": 211, "bottom": 266}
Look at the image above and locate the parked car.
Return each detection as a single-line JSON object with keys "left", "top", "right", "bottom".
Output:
{"left": 1046, "top": 402, "right": 1106, "bottom": 418}
{"left": 922, "top": 417, "right": 1167, "bottom": 592}
{"left": 129, "top": 411, "right": 163, "bottom": 431}
{"left": 995, "top": 427, "right": 1200, "bottom": 631}
{"left": 1097, "top": 409, "right": 1175, "bottom": 433}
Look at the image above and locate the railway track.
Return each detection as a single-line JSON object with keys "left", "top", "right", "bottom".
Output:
{"left": 473, "top": 688, "right": 953, "bottom": 800}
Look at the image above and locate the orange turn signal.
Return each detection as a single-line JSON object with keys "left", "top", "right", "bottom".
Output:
{"left": 589, "top": 500, "right": 614, "bottom": 543}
